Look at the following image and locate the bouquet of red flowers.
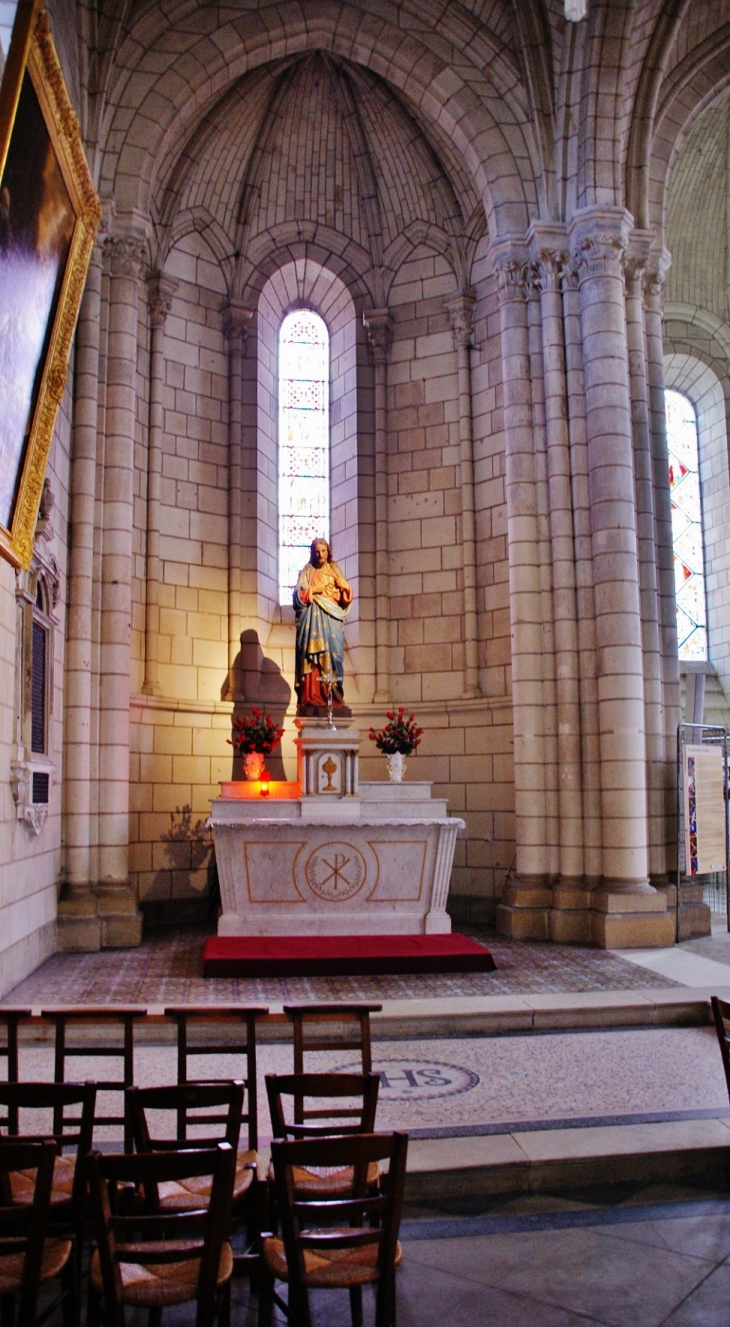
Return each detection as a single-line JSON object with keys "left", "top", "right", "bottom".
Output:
{"left": 368, "top": 708, "right": 423, "bottom": 756}
{"left": 229, "top": 708, "right": 285, "bottom": 756}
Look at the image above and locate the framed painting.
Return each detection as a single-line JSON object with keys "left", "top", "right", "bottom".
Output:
{"left": 0, "top": 0, "right": 99, "bottom": 568}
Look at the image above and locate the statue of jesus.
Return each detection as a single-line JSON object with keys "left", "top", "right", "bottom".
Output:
{"left": 293, "top": 538, "right": 353, "bottom": 711}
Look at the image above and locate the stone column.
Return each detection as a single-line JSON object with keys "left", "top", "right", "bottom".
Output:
{"left": 644, "top": 252, "right": 682, "bottom": 894}
{"left": 529, "top": 224, "right": 587, "bottom": 937}
{"left": 561, "top": 263, "right": 603, "bottom": 888}
{"left": 445, "top": 293, "right": 480, "bottom": 699}
{"left": 624, "top": 234, "right": 666, "bottom": 887}
{"left": 96, "top": 233, "right": 145, "bottom": 947}
{"left": 222, "top": 304, "right": 253, "bottom": 698}
{"left": 142, "top": 274, "right": 177, "bottom": 697}
{"left": 363, "top": 309, "right": 393, "bottom": 704}
{"left": 492, "top": 242, "right": 551, "bottom": 939}
{"left": 568, "top": 206, "right": 672, "bottom": 946}
{"left": 58, "top": 244, "right": 103, "bottom": 951}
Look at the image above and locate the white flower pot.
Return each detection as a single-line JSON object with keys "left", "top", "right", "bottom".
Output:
{"left": 386, "top": 752, "right": 406, "bottom": 783}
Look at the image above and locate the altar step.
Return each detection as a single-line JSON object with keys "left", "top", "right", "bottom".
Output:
{"left": 203, "top": 933, "right": 496, "bottom": 978}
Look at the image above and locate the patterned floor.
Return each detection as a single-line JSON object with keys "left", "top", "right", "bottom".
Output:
{"left": 2, "top": 924, "right": 680, "bottom": 1006}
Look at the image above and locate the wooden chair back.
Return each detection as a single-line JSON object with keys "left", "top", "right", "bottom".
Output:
{"left": 164, "top": 1005, "right": 267, "bottom": 1149}
{"left": 0, "top": 1010, "right": 31, "bottom": 1132}
{"left": 269, "top": 1132, "right": 408, "bottom": 1327}
{"left": 0, "top": 1080, "right": 96, "bottom": 1228}
{"left": 127, "top": 1081, "right": 245, "bottom": 1153}
{"left": 266, "top": 1072, "right": 379, "bottom": 1140}
{"left": 42, "top": 1006, "right": 146, "bottom": 1151}
{"left": 0, "top": 1137, "right": 59, "bottom": 1327}
{"left": 86, "top": 1143, "right": 235, "bottom": 1327}
{"left": 282, "top": 1004, "right": 381, "bottom": 1125}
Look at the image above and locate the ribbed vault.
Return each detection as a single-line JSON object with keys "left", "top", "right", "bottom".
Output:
{"left": 665, "top": 92, "right": 730, "bottom": 323}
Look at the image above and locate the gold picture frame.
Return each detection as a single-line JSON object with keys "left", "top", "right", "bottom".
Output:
{"left": 0, "top": 0, "right": 99, "bottom": 569}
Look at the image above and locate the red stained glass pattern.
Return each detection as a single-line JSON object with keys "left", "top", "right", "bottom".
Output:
{"left": 278, "top": 310, "right": 329, "bottom": 604}
{"left": 666, "top": 389, "right": 707, "bottom": 661}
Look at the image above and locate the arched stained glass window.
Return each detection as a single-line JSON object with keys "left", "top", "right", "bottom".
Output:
{"left": 278, "top": 310, "right": 330, "bottom": 605}
{"left": 666, "top": 388, "right": 707, "bottom": 661}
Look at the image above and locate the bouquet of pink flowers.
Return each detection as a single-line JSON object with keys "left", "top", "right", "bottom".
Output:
{"left": 229, "top": 707, "right": 285, "bottom": 755}
{"left": 368, "top": 707, "right": 423, "bottom": 756}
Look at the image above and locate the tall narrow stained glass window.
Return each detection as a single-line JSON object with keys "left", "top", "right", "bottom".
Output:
{"left": 666, "top": 388, "right": 707, "bottom": 661}
{"left": 278, "top": 310, "right": 330, "bottom": 605}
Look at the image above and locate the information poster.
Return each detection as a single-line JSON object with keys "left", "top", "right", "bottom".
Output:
{"left": 683, "top": 744, "right": 727, "bottom": 876}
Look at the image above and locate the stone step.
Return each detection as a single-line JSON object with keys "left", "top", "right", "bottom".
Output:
{"left": 403, "top": 1116, "right": 730, "bottom": 1200}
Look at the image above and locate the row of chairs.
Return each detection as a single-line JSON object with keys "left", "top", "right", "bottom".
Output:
{"left": 0, "top": 1002, "right": 401, "bottom": 1327}
{"left": 0, "top": 1002, "right": 381, "bottom": 1151}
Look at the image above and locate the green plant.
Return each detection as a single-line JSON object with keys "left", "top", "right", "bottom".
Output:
{"left": 229, "top": 708, "right": 285, "bottom": 756}
{"left": 368, "top": 708, "right": 423, "bottom": 756}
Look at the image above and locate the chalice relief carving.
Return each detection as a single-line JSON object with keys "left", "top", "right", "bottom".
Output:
{"left": 319, "top": 754, "right": 339, "bottom": 793}
{"left": 305, "top": 841, "right": 367, "bottom": 902}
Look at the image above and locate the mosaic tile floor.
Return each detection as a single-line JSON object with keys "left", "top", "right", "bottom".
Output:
{"left": 10, "top": 1025, "right": 725, "bottom": 1144}
{"left": 2, "top": 924, "right": 681, "bottom": 1006}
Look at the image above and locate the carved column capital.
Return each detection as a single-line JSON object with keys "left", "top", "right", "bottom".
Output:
{"left": 642, "top": 246, "right": 672, "bottom": 310}
{"left": 568, "top": 207, "right": 633, "bottom": 282}
{"left": 527, "top": 222, "right": 568, "bottom": 294}
{"left": 147, "top": 274, "right": 178, "bottom": 329}
{"left": 445, "top": 291, "right": 476, "bottom": 350}
{"left": 363, "top": 308, "right": 393, "bottom": 364}
{"left": 490, "top": 239, "right": 531, "bottom": 305}
{"left": 104, "top": 234, "right": 147, "bottom": 280}
{"left": 221, "top": 302, "right": 254, "bottom": 352}
{"left": 623, "top": 227, "right": 655, "bottom": 294}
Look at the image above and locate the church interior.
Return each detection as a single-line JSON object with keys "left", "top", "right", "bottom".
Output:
{"left": 3, "top": 0, "right": 730, "bottom": 1322}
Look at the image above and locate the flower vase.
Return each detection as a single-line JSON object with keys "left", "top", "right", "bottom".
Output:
{"left": 244, "top": 751, "right": 266, "bottom": 781}
{"left": 386, "top": 752, "right": 406, "bottom": 784}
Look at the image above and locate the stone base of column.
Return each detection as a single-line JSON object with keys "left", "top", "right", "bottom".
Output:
{"left": 496, "top": 875, "right": 551, "bottom": 940}
{"left": 96, "top": 882, "right": 144, "bottom": 948}
{"left": 57, "top": 885, "right": 102, "bottom": 952}
{"left": 548, "top": 880, "right": 592, "bottom": 943}
{"left": 589, "top": 887, "right": 675, "bottom": 949}
{"left": 676, "top": 881, "right": 712, "bottom": 941}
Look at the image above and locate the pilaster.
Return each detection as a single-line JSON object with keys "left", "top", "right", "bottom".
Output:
{"left": 222, "top": 303, "right": 254, "bottom": 698}
{"left": 445, "top": 292, "right": 481, "bottom": 700}
{"left": 142, "top": 273, "right": 178, "bottom": 697}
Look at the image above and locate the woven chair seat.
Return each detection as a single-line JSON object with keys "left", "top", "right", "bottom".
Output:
{"left": 266, "top": 1159, "right": 381, "bottom": 1198}
{"left": 158, "top": 1149, "right": 259, "bottom": 1209}
{"left": 90, "top": 1241, "right": 233, "bottom": 1308}
{"left": 0, "top": 1238, "right": 73, "bottom": 1295}
{"left": 10, "top": 1155, "right": 75, "bottom": 1206}
{"left": 263, "top": 1232, "right": 402, "bottom": 1289}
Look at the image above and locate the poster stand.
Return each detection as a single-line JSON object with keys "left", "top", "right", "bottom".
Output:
{"left": 677, "top": 723, "right": 729, "bottom": 939}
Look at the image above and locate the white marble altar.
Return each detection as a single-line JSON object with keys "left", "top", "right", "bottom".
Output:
{"left": 210, "top": 728, "right": 464, "bottom": 936}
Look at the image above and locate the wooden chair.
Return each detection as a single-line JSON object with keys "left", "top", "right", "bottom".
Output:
{"left": 164, "top": 1006, "right": 267, "bottom": 1150}
{"left": 42, "top": 1007, "right": 146, "bottom": 1152}
{"left": 0, "top": 1137, "right": 75, "bottom": 1327}
{"left": 0, "top": 1080, "right": 97, "bottom": 1277}
{"left": 283, "top": 1005, "right": 381, "bottom": 1129}
{"left": 262, "top": 1132, "right": 408, "bottom": 1327}
{"left": 128, "top": 1082, "right": 265, "bottom": 1291}
{"left": 0, "top": 1011, "right": 31, "bottom": 1133}
{"left": 86, "top": 1143, "right": 235, "bottom": 1327}
{"left": 265, "top": 1073, "right": 380, "bottom": 1200}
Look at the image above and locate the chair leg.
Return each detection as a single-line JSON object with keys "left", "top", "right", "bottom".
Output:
{"left": 216, "top": 1282, "right": 231, "bottom": 1327}
{"left": 256, "top": 1271, "right": 274, "bottom": 1327}
{"left": 349, "top": 1285, "right": 363, "bottom": 1327}
{"left": 148, "top": 1308, "right": 162, "bottom": 1327}
{"left": 61, "top": 1258, "right": 80, "bottom": 1327}
{"left": 85, "top": 1284, "right": 100, "bottom": 1327}
{"left": 0, "top": 1295, "right": 14, "bottom": 1327}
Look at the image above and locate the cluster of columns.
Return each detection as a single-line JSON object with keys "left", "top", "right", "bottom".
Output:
{"left": 59, "top": 229, "right": 154, "bottom": 949}
{"left": 492, "top": 206, "right": 678, "bottom": 946}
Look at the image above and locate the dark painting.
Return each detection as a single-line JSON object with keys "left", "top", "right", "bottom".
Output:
{"left": 0, "top": 69, "right": 74, "bottom": 528}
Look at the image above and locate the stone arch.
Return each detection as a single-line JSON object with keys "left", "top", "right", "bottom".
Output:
{"left": 645, "top": 25, "right": 730, "bottom": 240}
{"left": 248, "top": 258, "right": 368, "bottom": 694}
{"left": 97, "top": 0, "right": 540, "bottom": 240}
{"left": 575, "top": 0, "right": 634, "bottom": 210}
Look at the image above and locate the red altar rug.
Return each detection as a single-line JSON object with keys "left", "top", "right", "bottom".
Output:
{"left": 203, "top": 933, "right": 496, "bottom": 978}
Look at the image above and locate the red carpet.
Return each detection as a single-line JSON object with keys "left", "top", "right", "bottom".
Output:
{"left": 203, "top": 933, "right": 495, "bottom": 978}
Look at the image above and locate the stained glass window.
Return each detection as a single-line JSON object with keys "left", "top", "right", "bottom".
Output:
{"left": 278, "top": 310, "right": 329, "bottom": 604}
{"left": 666, "top": 389, "right": 707, "bottom": 661}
